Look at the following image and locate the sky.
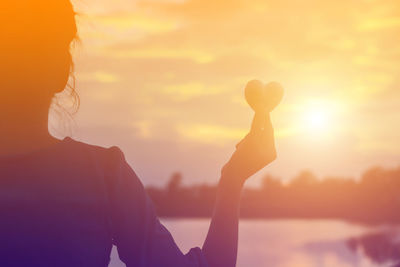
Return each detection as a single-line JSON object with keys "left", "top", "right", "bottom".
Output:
{"left": 55, "top": 0, "right": 400, "bottom": 187}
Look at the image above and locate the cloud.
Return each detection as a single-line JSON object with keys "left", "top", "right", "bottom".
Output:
{"left": 161, "top": 82, "right": 225, "bottom": 101}
{"left": 359, "top": 17, "right": 400, "bottom": 31}
{"left": 176, "top": 123, "right": 247, "bottom": 145}
{"left": 79, "top": 71, "right": 121, "bottom": 83}
{"left": 107, "top": 47, "right": 214, "bottom": 63}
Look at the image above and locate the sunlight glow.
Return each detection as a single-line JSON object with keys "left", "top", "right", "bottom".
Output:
{"left": 300, "top": 100, "right": 336, "bottom": 137}
{"left": 305, "top": 108, "right": 330, "bottom": 132}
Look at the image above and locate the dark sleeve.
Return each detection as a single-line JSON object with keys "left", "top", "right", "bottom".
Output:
{"left": 103, "top": 146, "right": 208, "bottom": 267}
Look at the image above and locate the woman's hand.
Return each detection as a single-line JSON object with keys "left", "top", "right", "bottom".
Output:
{"left": 221, "top": 110, "right": 276, "bottom": 186}
{"left": 204, "top": 111, "right": 276, "bottom": 267}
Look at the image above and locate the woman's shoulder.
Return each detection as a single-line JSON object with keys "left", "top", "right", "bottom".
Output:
{"left": 62, "top": 137, "right": 144, "bottom": 190}
{"left": 62, "top": 136, "right": 126, "bottom": 164}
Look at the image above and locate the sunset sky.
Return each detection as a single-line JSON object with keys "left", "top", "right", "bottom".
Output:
{"left": 59, "top": 0, "right": 400, "bottom": 187}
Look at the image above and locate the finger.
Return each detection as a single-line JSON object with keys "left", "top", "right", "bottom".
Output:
{"left": 263, "top": 113, "right": 273, "bottom": 133}
{"left": 250, "top": 110, "right": 268, "bottom": 134}
{"left": 261, "top": 114, "right": 275, "bottom": 146}
{"left": 236, "top": 111, "right": 269, "bottom": 149}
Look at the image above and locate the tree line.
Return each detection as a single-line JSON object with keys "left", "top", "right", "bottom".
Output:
{"left": 146, "top": 165, "right": 400, "bottom": 224}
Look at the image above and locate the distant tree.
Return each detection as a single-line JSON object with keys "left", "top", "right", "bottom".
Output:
{"left": 261, "top": 174, "right": 283, "bottom": 191}
{"left": 361, "top": 166, "right": 384, "bottom": 185}
{"left": 167, "top": 172, "right": 183, "bottom": 195}
{"left": 290, "top": 170, "right": 318, "bottom": 188}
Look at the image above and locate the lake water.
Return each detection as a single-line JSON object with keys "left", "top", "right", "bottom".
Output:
{"left": 109, "top": 219, "right": 400, "bottom": 267}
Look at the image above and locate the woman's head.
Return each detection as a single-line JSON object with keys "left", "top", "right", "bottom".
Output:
{"left": 1, "top": 0, "right": 78, "bottom": 115}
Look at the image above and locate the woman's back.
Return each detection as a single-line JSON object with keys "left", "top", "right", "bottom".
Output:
{"left": 0, "top": 137, "right": 207, "bottom": 267}
{"left": 0, "top": 138, "right": 113, "bottom": 266}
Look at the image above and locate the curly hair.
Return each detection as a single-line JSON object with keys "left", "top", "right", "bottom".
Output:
{"left": 2, "top": 0, "right": 80, "bottom": 133}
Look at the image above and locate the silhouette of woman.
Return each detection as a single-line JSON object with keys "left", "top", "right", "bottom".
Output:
{"left": 0, "top": 1, "right": 276, "bottom": 267}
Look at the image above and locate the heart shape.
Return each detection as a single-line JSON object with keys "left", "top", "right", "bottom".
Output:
{"left": 245, "top": 80, "right": 284, "bottom": 112}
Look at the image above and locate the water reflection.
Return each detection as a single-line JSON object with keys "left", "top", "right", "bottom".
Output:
{"left": 347, "top": 229, "right": 400, "bottom": 267}
{"left": 301, "top": 227, "right": 400, "bottom": 267}
{"left": 302, "top": 240, "right": 357, "bottom": 266}
{"left": 109, "top": 220, "right": 400, "bottom": 267}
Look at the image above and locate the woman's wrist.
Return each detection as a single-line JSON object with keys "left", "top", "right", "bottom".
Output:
{"left": 213, "top": 174, "right": 244, "bottom": 218}
{"left": 218, "top": 173, "right": 245, "bottom": 196}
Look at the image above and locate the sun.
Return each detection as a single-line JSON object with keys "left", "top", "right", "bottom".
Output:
{"left": 305, "top": 108, "right": 330, "bottom": 131}
{"left": 300, "top": 100, "right": 336, "bottom": 137}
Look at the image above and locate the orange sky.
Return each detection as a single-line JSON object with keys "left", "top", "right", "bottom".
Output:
{"left": 56, "top": 0, "right": 400, "bottom": 186}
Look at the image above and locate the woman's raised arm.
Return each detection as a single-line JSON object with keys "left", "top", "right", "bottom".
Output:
{"left": 104, "top": 110, "right": 276, "bottom": 267}
{"left": 202, "top": 111, "right": 277, "bottom": 267}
